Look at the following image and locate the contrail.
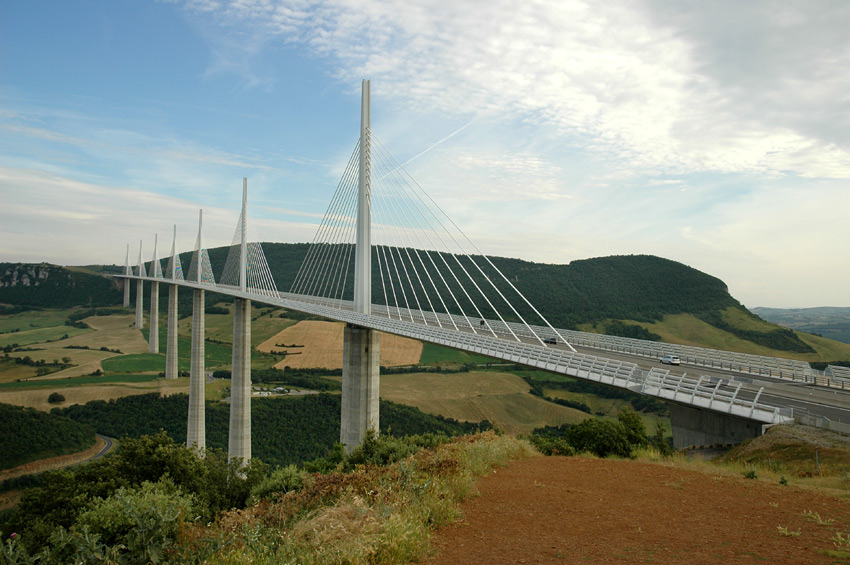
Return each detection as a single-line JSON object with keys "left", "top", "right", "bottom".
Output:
{"left": 401, "top": 120, "right": 474, "bottom": 167}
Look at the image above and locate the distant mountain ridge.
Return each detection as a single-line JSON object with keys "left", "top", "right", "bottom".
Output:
{"left": 752, "top": 306, "right": 850, "bottom": 345}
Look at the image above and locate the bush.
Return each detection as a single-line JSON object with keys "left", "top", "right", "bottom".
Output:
{"left": 248, "top": 464, "right": 306, "bottom": 505}
{"left": 75, "top": 478, "right": 197, "bottom": 550}
{"left": 47, "top": 392, "right": 65, "bottom": 404}
{"left": 566, "top": 418, "right": 633, "bottom": 458}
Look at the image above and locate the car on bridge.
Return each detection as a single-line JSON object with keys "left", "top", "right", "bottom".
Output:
{"left": 660, "top": 355, "right": 681, "bottom": 365}
{"left": 543, "top": 337, "right": 557, "bottom": 345}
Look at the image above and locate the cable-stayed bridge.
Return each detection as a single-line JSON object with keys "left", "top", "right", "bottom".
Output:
{"left": 115, "top": 80, "right": 849, "bottom": 462}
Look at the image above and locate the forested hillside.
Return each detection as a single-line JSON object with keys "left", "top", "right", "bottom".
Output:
{"left": 0, "top": 403, "right": 96, "bottom": 470}
{"left": 159, "top": 244, "right": 742, "bottom": 327}
{"left": 0, "top": 264, "right": 120, "bottom": 308}
{"left": 55, "top": 393, "right": 490, "bottom": 467}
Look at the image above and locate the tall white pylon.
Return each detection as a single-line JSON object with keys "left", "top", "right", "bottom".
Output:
{"left": 135, "top": 240, "right": 144, "bottom": 329}
{"left": 123, "top": 243, "right": 131, "bottom": 308}
{"left": 229, "top": 181, "right": 252, "bottom": 466}
{"left": 188, "top": 209, "right": 206, "bottom": 452}
{"left": 165, "top": 225, "right": 179, "bottom": 380}
{"left": 149, "top": 234, "right": 160, "bottom": 354}
{"left": 341, "top": 79, "right": 380, "bottom": 452}
{"left": 354, "top": 78, "right": 372, "bottom": 315}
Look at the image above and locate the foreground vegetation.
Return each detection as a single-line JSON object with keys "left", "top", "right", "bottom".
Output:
{"left": 0, "top": 431, "right": 535, "bottom": 563}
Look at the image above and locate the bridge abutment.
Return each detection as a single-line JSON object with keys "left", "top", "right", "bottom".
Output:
{"left": 165, "top": 285, "right": 178, "bottom": 379}
{"left": 187, "top": 288, "right": 206, "bottom": 452}
{"left": 341, "top": 324, "right": 380, "bottom": 452}
{"left": 228, "top": 298, "right": 251, "bottom": 464}
{"left": 669, "top": 403, "right": 764, "bottom": 449}
{"left": 149, "top": 282, "right": 159, "bottom": 353}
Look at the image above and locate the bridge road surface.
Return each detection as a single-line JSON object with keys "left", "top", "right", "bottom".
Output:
{"left": 561, "top": 342, "right": 850, "bottom": 425}
{"left": 410, "top": 314, "right": 850, "bottom": 425}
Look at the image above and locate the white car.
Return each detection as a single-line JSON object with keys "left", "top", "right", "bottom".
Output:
{"left": 660, "top": 355, "right": 681, "bottom": 365}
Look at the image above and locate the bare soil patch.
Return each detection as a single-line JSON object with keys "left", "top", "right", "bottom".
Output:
{"left": 257, "top": 320, "right": 422, "bottom": 369}
{"left": 428, "top": 456, "right": 850, "bottom": 564}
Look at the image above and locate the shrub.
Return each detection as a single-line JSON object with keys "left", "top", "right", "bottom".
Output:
{"left": 47, "top": 392, "right": 65, "bottom": 404}
{"left": 248, "top": 464, "right": 306, "bottom": 505}
{"left": 566, "top": 418, "right": 633, "bottom": 458}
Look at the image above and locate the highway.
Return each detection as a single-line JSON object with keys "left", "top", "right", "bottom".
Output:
{"left": 564, "top": 343, "right": 850, "bottom": 424}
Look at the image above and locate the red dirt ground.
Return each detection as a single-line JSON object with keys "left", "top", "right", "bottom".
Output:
{"left": 427, "top": 456, "right": 850, "bottom": 564}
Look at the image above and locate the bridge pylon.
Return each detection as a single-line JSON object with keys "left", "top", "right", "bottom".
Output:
{"left": 187, "top": 209, "right": 206, "bottom": 452}
{"left": 149, "top": 234, "right": 160, "bottom": 354}
{"left": 135, "top": 240, "right": 144, "bottom": 329}
{"left": 341, "top": 79, "right": 381, "bottom": 452}
{"left": 166, "top": 225, "right": 179, "bottom": 380}
{"left": 123, "top": 244, "right": 131, "bottom": 308}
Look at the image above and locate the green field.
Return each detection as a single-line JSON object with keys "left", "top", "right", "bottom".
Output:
{"left": 0, "top": 308, "right": 77, "bottom": 333}
{"left": 0, "top": 373, "right": 159, "bottom": 390}
{"left": 0, "top": 325, "right": 91, "bottom": 348}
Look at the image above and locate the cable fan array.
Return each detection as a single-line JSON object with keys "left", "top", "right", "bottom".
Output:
{"left": 290, "top": 130, "right": 568, "bottom": 347}
{"left": 218, "top": 204, "right": 279, "bottom": 298}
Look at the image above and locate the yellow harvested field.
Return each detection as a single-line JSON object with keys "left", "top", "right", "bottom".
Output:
{"left": 379, "top": 371, "right": 588, "bottom": 435}
{"left": 18, "top": 315, "right": 150, "bottom": 379}
{"left": 0, "top": 380, "right": 188, "bottom": 412}
{"left": 257, "top": 320, "right": 422, "bottom": 369}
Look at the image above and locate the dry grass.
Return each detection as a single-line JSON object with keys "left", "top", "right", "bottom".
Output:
{"left": 5, "top": 315, "right": 150, "bottom": 380}
{"left": 257, "top": 320, "right": 423, "bottom": 369}
{"left": 379, "top": 371, "right": 589, "bottom": 435}
{"left": 0, "top": 381, "right": 185, "bottom": 412}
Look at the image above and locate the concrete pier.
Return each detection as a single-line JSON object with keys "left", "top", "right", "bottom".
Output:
{"left": 669, "top": 403, "right": 764, "bottom": 449}
{"left": 135, "top": 280, "right": 144, "bottom": 329}
{"left": 228, "top": 298, "right": 251, "bottom": 464}
{"left": 149, "top": 282, "right": 159, "bottom": 353}
{"left": 340, "top": 324, "right": 380, "bottom": 452}
{"left": 187, "top": 288, "right": 206, "bottom": 451}
{"left": 165, "top": 284, "right": 178, "bottom": 379}
{"left": 123, "top": 280, "right": 130, "bottom": 308}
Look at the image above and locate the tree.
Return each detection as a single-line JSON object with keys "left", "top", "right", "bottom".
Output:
{"left": 48, "top": 392, "right": 65, "bottom": 404}
{"left": 617, "top": 407, "right": 648, "bottom": 448}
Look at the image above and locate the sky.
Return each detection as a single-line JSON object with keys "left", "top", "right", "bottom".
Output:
{"left": 1, "top": 0, "right": 848, "bottom": 309}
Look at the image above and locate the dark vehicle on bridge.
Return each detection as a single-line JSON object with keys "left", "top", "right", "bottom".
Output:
{"left": 543, "top": 337, "right": 557, "bottom": 345}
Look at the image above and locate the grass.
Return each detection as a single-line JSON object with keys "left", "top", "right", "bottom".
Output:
{"left": 379, "top": 370, "right": 589, "bottom": 434}
{"left": 419, "top": 342, "right": 496, "bottom": 366}
{"left": 0, "top": 308, "right": 76, "bottom": 333}
{"left": 140, "top": 329, "right": 235, "bottom": 370}
{"left": 0, "top": 373, "right": 159, "bottom": 390}
{"left": 0, "top": 325, "right": 91, "bottom": 348}
{"left": 175, "top": 432, "right": 537, "bottom": 564}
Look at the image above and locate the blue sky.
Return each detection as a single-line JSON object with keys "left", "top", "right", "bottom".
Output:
{"left": 1, "top": 0, "right": 848, "bottom": 308}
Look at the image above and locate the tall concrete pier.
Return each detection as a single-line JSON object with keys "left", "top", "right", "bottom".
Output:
{"left": 165, "top": 226, "right": 179, "bottom": 380}
{"left": 149, "top": 282, "right": 159, "bottom": 353}
{"left": 188, "top": 288, "right": 206, "bottom": 450}
{"left": 341, "top": 79, "right": 380, "bottom": 452}
{"left": 149, "top": 235, "right": 160, "bottom": 354}
{"left": 228, "top": 181, "right": 252, "bottom": 464}
{"left": 228, "top": 297, "right": 251, "bottom": 463}
{"left": 187, "top": 211, "right": 206, "bottom": 451}
{"left": 135, "top": 241, "right": 144, "bottom": 329}
{"left": 123, "top": 244, "right": 131, "bottom": 308}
